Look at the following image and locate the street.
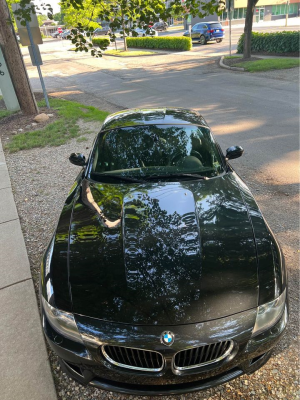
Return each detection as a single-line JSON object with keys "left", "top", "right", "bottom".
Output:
{"left": 20, "top": 20, "right": 299, "bottom": 399}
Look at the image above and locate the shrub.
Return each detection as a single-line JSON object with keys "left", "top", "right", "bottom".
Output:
{"left": 92, "top": 37, "right": 110, "bottom": 50}
{"left": 127, "top": 36, "right": 192, "bottom": 51}
{"left": 237, "top": 31, "right": 300, "bottom": 54}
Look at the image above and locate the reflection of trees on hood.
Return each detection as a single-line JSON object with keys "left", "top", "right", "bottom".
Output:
{"left": 69, "top": 175, "right": 258, "bottom": 325}
{"left": 81, "top": 180, "right": 121, "bottom": 228}
{"left": 123, "top": 187, "right": 202, "bottom": 324}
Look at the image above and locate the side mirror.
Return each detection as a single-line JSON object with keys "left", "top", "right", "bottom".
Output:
{"left": 225, "top": 146, "right": 244, "bottom": 160}
{"left": 69, "top": 153, "right": 86, "bottom": 166}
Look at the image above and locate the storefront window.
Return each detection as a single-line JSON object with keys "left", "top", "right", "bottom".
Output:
{"left": 272, "top": 3, "right": 298, "bottom": 15}
{"left": 220, "top": 8, "right": 247, "bottom": 20}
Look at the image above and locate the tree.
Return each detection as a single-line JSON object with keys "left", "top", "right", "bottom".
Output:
{"left": 37, "top": 14, "right": 47, "bottom": 26}
{"left": 243, "top": 0, "right": 258, "bottom": 58}
{"left": 0, "top": 0, "right": 38, "bottom": 114}
{"left": 62, "top": 0, "right": 101, "bottom": 30}
{"left": 53, "top": 11, "right": 64, "bottom": 25}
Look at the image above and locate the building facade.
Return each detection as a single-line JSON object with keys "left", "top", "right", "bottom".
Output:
{"left": 184, "top": 0, "right": 300, "bottom": 28}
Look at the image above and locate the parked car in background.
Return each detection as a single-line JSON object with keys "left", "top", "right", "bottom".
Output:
{"left": 94, "top": 26, "right": 111, "bottom": 36}
{"left": 51, "top": 30, "right": 61, "bottom": 38}
{"left": 132, "top": 27, "right": 158, "bottom": 37}
{"left": 61, "top": 30, "right": 71, "bottom": 39}
{"left": 183, "top": 21, "right": 224, "bottom": 44}
{"left": 153, "top": 21, "right": 168, "bottom": 31}
{"left": 40, "top": 107, "right": 288, "bottom": 396}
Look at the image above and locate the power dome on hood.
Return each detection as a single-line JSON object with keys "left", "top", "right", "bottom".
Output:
{"left": 68, "top": 175, "right": 258, "bottom": 325}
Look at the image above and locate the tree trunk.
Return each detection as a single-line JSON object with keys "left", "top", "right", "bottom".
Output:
{"left": 121, "top": 11, "right": 127, "bottom": 51}
{"left": 0, "top": 0, "right": 38, "bottom": 114}
{"left": 243, "top": 0, "right": 258, "bottom": 59}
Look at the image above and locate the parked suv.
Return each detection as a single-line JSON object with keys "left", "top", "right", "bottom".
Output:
{"left": 183, "top": 21, "right": 224, "bottom": 44}
{"left": 153, "top": 21, "right": 168, "bottom": 31}
{"left": 94, "top": 26, "right": 111, "bottom": 36}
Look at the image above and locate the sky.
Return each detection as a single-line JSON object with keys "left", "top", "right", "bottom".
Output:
{"left": 33, "top": 0, "right": 61, "bottom": 15}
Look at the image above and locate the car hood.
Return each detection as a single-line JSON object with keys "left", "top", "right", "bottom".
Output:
{"left": 67, "top": 173, "right": 258, "bottom": 325}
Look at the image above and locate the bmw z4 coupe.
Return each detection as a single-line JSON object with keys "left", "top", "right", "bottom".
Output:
{"left": 40, "top": 108, "right": 288, "bottom": 395}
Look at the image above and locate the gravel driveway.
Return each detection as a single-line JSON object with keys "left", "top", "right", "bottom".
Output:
{"left": 1, "top": 91, "right": 299, "bottom": 400}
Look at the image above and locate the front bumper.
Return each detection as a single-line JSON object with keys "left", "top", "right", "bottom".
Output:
{"left": 42, "top": 305, "right": 288, "bottom": 395}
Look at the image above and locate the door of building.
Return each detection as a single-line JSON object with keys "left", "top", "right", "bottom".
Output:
{"left": 255, "top": 7, "right": 265, "bottom": 22}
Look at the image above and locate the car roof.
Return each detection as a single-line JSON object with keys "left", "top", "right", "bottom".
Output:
{"left": 196, "top": 21, "right": 222, "bottom": 24}
{"left": 101, "top": 108, "right": 209, "bottom": 131}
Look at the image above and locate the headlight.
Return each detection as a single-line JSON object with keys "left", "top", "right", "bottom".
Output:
{"left": 42, "top": 296, "right": 83, "bottom": 344}
{"left": 252, "top": 289, "right": 286, "bottom": 337}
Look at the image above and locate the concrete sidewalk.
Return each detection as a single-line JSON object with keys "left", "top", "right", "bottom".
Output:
{"left": 223, "top": 16, "right": 300, "bottom": 29}
{"left": 0, "top": 138, "right": 57, "bottom": 400}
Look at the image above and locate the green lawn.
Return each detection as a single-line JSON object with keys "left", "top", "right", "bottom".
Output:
{"left": 224, "top": 57, "right": 300, "bottom": 72}
{"left": 105, "top": 49, "right": 156, "bottom": 56}
{"left": 0, "top": 110, "right": 13, "bottom": 120}
{"left": 6, "top": 98, "right": 109, "bottom": 152}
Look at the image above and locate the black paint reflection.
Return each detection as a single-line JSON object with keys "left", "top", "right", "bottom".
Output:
{"left": 68, "top": 173, "right": 259, "bottom": 325}
{"left": 234, "top": 174, "right": 286, "bottom": 304}
{"left": 101, "top": 108, "right": 208, "bottom": 133}
{"left": 81, "top": 180, "right": 121, "bottom": 228}
{"left": 122, "top": 186, "right": 201, "bottom": 324}
{"left": 91, "top": 124, "right": 224, "bottom": 179}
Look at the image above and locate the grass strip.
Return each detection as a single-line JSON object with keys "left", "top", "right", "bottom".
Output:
{"left": 235, "top": 58, "right": 300, "bottom": 72}
{"left": 224, "top": 56, "right": 241, "bottom": 59}
{"left": 0, "top": 109, "right": 14, "bottom": 120}
{"left": 105, "top": 50, "right": 156, "bottom": 56}
{"left": 6, "top": 98, "right": 109, "bottom": 152}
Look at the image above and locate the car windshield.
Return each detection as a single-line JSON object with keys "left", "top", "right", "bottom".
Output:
{"left": 209, "top": 23, "right": 222, "bottom": 29}
{"left": 89, "top": 125, "right": 225, "bottom": 182}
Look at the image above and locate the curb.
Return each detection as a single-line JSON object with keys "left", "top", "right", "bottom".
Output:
{"left": 220, "top": 56, "right": 244, "bottom": 72}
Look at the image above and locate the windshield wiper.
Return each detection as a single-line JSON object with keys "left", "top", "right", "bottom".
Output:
{"left": 91, "top": 172, "right": 145, "bottom": 183}
{"left": 144, "top": 173, "right": 208, "bottom": 181}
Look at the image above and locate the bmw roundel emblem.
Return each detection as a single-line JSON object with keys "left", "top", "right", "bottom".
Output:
{"left": 161, "top": 331, "right": 175, "bottom": 346}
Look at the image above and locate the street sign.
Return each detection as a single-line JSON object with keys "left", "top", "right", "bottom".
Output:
{"left": 12, "top": 2, "right": 49, "bottom": 109}
{"left": 226, "top": 0, "right": 233, "bottom": 11}
{"left": 58, "top": 27, "right": 63, "bottom": 34}
{"left": 28, "top": 44, "right": 43, "bottom": 66}
{"left": 12, "top": 3, "right": 43, "bottom": 46}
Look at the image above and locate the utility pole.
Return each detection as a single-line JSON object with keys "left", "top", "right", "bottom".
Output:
{"left": 0, "top": 0, "right": 38, "bottom": 115}
{"left": 285, "top": 0, "right": 289, "bottom": 26}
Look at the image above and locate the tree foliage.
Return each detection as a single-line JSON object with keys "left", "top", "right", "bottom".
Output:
{"left": 53, "top": 12, "right": 65, "bottom": 25}
{"left": 62, "top": 0, "right": 101, "bottom": 29}
{"left": 37, "top": 14, "right": 47, "bottom": 26}
{"left": 10, "top": 0, "right": 222, "bottom": 56}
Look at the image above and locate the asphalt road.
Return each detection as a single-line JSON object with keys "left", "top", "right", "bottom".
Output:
{"left": 23, "top": 32, "right": 299, "bottom": 188}
{"left": 21, "top": 22, "right": 299, "bottom": 399}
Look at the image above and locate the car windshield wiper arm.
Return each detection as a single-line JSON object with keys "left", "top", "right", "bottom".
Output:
{"left": 91, "top": 172, "right": 145, "bottom": 183}
{"left": 144, "top": 173, "right": 208, "bottom": 181}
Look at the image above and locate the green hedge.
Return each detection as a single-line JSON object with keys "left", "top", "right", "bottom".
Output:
{"left": 92, "top": 37, "right": 110, "bottom": 50}
{"left": 127, "top": 36, "right": 192, "bottom": 51}
{"left": 237, "top": 31, "right": 300, "bottom": 54}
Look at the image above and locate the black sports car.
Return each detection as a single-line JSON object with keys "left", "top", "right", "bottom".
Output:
{"left": 40, "top": 108, "right": 288, "bottom": 395}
